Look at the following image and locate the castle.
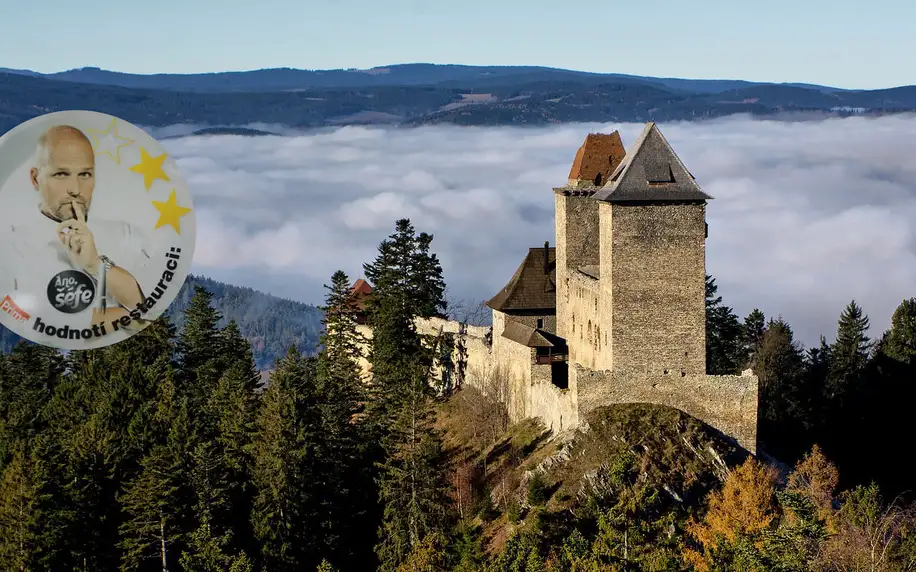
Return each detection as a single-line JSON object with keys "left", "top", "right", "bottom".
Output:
{"left": 355, "top": 123, "right": 759, "bottom": 453}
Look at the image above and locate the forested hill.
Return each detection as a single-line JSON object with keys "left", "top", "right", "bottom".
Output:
{"left": 0, "top": 274, "right": 323, "bottom": 368}
{"left": 166, "top": 275, "right": 323, "bottom": 368}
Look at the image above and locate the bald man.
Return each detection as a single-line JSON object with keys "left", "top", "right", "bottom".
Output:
{"left": 1, "top": 125, "right": 153, "bottom": 331}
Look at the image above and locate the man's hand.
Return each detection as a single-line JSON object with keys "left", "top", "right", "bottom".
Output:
{"left": 57, "top": 201, "right": 100, "bottom": 275}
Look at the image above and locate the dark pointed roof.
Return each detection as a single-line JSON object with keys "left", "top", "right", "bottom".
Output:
{"left": 501, "top": 320, "right": 566, "bottom": 348}
{"left": 593, "top": 122, "right": 713, "bottom": 203}
{"left": 567, "top": 131, "right": 627, "bottom": 188}
{"left": 486, "top": 245, "right": 556, "bottom": 312}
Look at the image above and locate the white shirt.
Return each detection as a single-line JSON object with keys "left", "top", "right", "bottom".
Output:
{"left": 0, "top": 206, "right": 156, "bottom": 325}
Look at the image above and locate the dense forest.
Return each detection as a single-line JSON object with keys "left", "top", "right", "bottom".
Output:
{"left": 1, "top": 218, "right": 915, "bottom": 571}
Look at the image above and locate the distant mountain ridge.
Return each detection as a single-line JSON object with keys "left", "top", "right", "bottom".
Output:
{"left": 0, "top": 275, "right": 323, "bottom": 369}
{"left": 0, "top": 63, "right": 855, "bottom": 94}
{"left": 2, "top": 69, "right": 915, "bottom": 135}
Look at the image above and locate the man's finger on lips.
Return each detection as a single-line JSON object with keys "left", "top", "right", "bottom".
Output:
{"left": 72, "top": 201, "right": 85, "bottom": 222}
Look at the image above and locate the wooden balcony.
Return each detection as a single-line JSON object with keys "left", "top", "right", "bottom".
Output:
{"left": 534, "top": 352, "right": 568, "bottom": 365}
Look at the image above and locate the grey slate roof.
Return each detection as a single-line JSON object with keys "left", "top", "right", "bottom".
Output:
{"left": 593, "top": 122, "right": 713, "bottom": 203}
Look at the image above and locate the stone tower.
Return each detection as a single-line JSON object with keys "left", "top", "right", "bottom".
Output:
{"left": 554, "top": 132, "right": 626, "bottom": 346}
{"left": 592, "top": 122, "right": 711, "bottom": 376}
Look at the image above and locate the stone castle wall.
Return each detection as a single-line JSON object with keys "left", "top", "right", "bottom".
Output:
{"left": 356, "top": 312, "right": 756, "bottom": 453}
{"left": 600, "top": 202, "right": 708, "bottom": 375}
{"left": 564, "top": 270, "right": 601, "bottom": 370}
{"left": 555, "top": 193, "right": 599, "bottom": 343}
{"left": 572, "top": 364, "right": 758, "bottom": 453}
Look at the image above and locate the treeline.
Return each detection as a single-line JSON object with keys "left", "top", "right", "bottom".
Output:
{"left": 706, "top": 276, "right": 916, "bottom": 495}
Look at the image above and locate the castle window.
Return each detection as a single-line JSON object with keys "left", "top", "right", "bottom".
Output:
{"left": 646, "top": 163, "right": 676, "bottom": 184}
{"left": 536, "top": 318, "right": 543, "bottom": 329}
{"left": 593, "top": 173, "right": 602, "bottom": 186}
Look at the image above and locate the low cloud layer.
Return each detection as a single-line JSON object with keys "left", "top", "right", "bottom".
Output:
{"left": 158, "top": 115, "right": 916, "bottom": 347}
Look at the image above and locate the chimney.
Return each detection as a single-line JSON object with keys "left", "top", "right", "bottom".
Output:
{"left": 544, "top": 241, "right": 549, "bottom": 274}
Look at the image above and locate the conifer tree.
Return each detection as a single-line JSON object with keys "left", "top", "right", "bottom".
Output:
{"left": 882, "top": 298, "right": 916, "bottom": 365}
{"left": 0, "top": 446, "right": 51, "bottom": 569}
{"left": 743, "top": 309, "right": 766, "bottom": 363}
{"left": 705, "top": 275, "right": 745, "bottom": 375}
{"left": 375, "top": 362, "right": 453, "bottom": 571}
{"left": 363, "top": 221, "right": 453, "bottom": 570}
{"left": 363, "top": 219, "right": 445, "bottom": 432}
{"left": 179, "top": 437, "right": 254, "bottom": 571}
{"left": 177, "top": 286, "right": 223, "bottom": 393}
{"left": 0, "top": 344, "right": 64, "bottom": 463}
{"left": 827, "top": 300, "right": 872, "bottom": 404}
{"left": 118, "top": 379, "right": 194, "bottom": 571}
{"left": 314, "top": 270, "right": 374, "bottom": 567}
{"left": 249, "top": 347, "right": 323, "bottom": 570}
{"left": 751, "top": 319, "right": 808, "bottom": 458}
{"left": 218, "top": 320, "right": 262, "bottom": 393}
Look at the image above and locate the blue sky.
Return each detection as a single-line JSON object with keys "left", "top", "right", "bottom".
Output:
{"left": 1, "top": 0, "right": 911, "bottom": 89}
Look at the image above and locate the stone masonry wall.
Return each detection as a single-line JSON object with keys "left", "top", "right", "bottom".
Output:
{"left": 490, "top": 311, "right": 533, "bottom": 420}
{"left": 529, "top": 363, "right": 578, "bottom": 433}
{"left": 355, "top": 316, "right": 492, "bottom": 387}
{"left": 565, "top": 270, "right": 601, "bottom": 370}
{"left": 603, "top": 202, "right": 707, "bottom": 375}
{"left": 574, "top": 364, "right": 758, "bottom": 453}
{"left": 555, "top": 193, "right": 599, "bottom": 342}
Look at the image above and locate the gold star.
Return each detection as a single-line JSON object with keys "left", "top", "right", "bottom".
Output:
{"left": 86, "top": 118, "right": 134, "bottom": 164}
{"left": 129, "top": 147, "right": 170, "bottom": 190}
{"left": 152, "top": 189, "right": 192, "bottom": 234}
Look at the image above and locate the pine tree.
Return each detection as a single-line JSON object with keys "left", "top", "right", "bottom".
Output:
{"left": 118, "top": 382, "right": 194, "bottom": 571}
{"left": 315, "top": 270, "right": 375, "bottom": 568}
{"left": 177, "top": 286, "right": 223, "bottom": 394}
{"left": 249, "top": 347, "right": 323, "bottom": 570}
{"left": 0, "top": 344, "right": 64, "bottom": 463}
{"left": 743, "top": 309, "right": 767, "bottom": 363}
{"left": 827, "top": 300, "right": 871, "bottom": 404}
{"left": 217, "top": 321, "right": 262, "bottom": 393}
{"left": 364, "top": 219, "right": 447, "bottom": 321}
{"left": 179, "top": 437, "right": 254, "bottom": 571}
{"left": 375, "top": 362, "right": 453, "bottom": 571}
{"left": 801, "top": 336, "right": 832, "bottom": 435}
{"left": 0, "top": 446, "right": 51, "bottom": 569}
{"left": 705, "top": 275, "right": 745, "bottom": 375}
{"left": 882, "top": 298, "right": 916, "bottom": 365}
{"left": 751, "top": 319, "right": 808, "bottom": 459}
{"left": 363, "top": 219, "right": 446, "bottom": 433}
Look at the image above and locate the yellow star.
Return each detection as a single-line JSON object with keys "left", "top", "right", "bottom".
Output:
{"left": 152, "top": 189, "right": 192, "bottom": 234}
{"left": 86, "top": 118, "right": 135, "bottom": 164}
{"left": 129, "top": 147, "right": 170, "bottom": 190}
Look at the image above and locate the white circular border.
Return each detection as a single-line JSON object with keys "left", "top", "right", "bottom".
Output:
{"left": 0, "top": 110, "right": 196, "bottom": 350}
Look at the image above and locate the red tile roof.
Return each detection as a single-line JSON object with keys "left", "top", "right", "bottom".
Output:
{"left": 567, "top": 131, "right": 627, "bottom": 187}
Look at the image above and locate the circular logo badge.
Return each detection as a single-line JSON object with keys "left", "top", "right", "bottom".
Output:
{"left": 0, "top": 110, "right": 196, "bottom": 350}
{"left": 47, "top": 270, "right": 96, "bottom": 314}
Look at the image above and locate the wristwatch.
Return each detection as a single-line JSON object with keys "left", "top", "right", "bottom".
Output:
{"left": 99, "top": 254, "right": 115, "bottom": 271}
